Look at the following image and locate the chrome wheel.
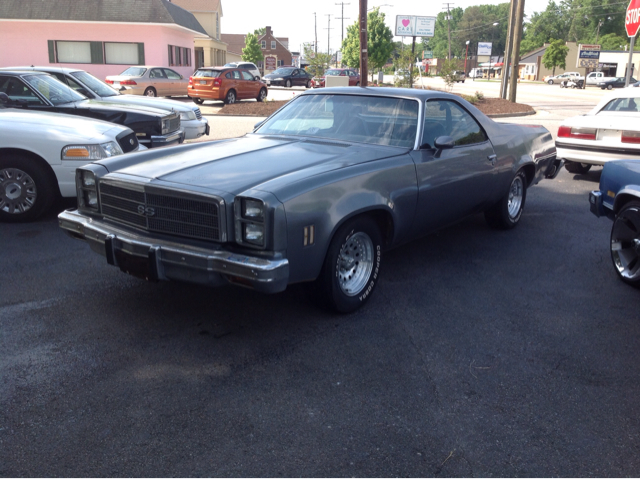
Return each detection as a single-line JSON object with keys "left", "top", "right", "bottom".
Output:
{"left": 507, "top": 175, "right": 524, "bottom": 219}
{"left": 226, "top": 90, "right": 236, "bottom": 104}
{"left": 337, "top": 231, "right": 374, "bottom": 296}
{"left": 258, "top": 88, "right": 267, "bottom": 101}
{"left": 0, "top": 167, "right": 37, "bottom": 215}
{"left": 144, "top": 87, "right": 156, "bottom": 97}
{"left": 611, "top": 203, "right": 640, "bottom": 283}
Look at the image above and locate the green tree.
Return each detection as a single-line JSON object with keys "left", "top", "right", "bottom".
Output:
{"left": 599, "top": 33, "right": 628, "bottom": 51}
{"left": 242, "top": 32, "right": 264, "bottom": 65}
{"left": 341, "top": 7, "right": 394, "bottom": 80}
{"left": 303, "top": 44, "right": 331, "bottom": 78}
{"left": 542, "top": 39, "right": 569, "bottom": 75}
{"left": 393, "top": 48, "right": 419, "bottom": 88}
{"left": 439, "top": 59, "right": 460, "bottom": 90}
{"left": 254, "top": 27, "right": 266, "bottom": 36}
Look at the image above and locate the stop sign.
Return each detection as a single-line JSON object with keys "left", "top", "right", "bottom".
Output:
{"left": 626, "top": 0, "right": 640, "bottom": 37}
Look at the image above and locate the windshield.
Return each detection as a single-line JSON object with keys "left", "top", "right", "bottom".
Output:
{"left": 70, "top": 70, "right": 118, "bottom": 97}
{"left": 22, "top": 74, "right": 86, "bottom": 104}
{"left": 120, "top": 67, "right": 147, "bottom": 77}
{"left": 193, "top": 70, "right": 222, "bottom": 78}
{"left": 255, "top": 94, "right": 419, "bottom": 147}
{"left": 271, "top": 68, "right": 295, "bottom": 76}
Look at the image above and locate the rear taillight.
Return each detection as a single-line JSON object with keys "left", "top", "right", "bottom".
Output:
{"left": 621, "top": 130, "right": 640, "bottom": 144}
{"left": 557, "top": 126, "right": 596, "bottom": 140}
{"left": 188, "top": 77, "right": 193, "bottom": 85}
{"left": 213, "top": 78, "right": 222, "bottom": 87}
{"left": 105, "top": 79, "right": 114, "bottom": 84}
{"left": 120, "top": 80, "right": 137, "bottom": 86}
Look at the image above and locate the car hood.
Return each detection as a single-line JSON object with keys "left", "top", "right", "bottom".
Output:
{"left": 106, "top": 135, "right": 404, "bottom": 196}
{"left": 60, "top": 99, "right": 171, "bottom": 117}
{"left": 0, "top": 108, "right": 128, "bottom": 139}
{"left": 97, "top": 95, "right": 193, "bottom": 113}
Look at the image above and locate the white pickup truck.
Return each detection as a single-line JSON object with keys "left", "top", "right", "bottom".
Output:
{"left": 586, "top": 71, "right": 615, "bottom": 85}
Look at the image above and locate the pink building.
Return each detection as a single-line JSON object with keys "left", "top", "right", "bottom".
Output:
{"left": 0, "top": 0, "right": 209, "bottom": 79}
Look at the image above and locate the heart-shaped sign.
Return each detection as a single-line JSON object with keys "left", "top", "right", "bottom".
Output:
{"left": 402, "top": 19, "right": 410, "bottom": 27}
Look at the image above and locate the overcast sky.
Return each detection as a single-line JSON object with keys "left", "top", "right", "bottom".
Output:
{"left": 221, "top": 0, "right": 551, "bottom": 54}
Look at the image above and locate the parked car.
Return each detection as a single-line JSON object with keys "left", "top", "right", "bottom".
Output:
{"left": 313, "top": 68, "right": 361, "bottom": 88}
{"left": 188, "top": 67, "right": 268, "bottom": 105}
{"left": 545, "top": 72, "right": 581, "bottom": 84}
{"left": 0, "top": 66, "right": 209, "bottom": 140}
{"left": 0, "top": 98, "right": 144, "bottom": 222}
{"left": 452, "top": 71, "right": 466, "bottom": 83}
{"left": 263, "top": 67, "right": 314, "bottom": 88}
{"left": 105, "top": 66, "right": 189, "bottom": 97}
{"left": 58, "top": 87, "right": 562, "bottom": 313}
{"left": 589, "top": 159, "right": 640, "bottom": 288}
{"left": 223, "top": 62, "right": 261, "bottom": 80}
{"left": 556, "top": 88, "right": 640, "bottom": 174}
{"left": 598, "top": 77, "right": 636, "bottom": 90}
{"left": 586, "top": 71, "right": 615, "bottom": 85}
{"left": 0, "top": 71, "right": 184, "bottom": 148}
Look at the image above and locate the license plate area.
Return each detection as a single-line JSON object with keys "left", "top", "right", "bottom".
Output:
{"left": 115, "top": 249, "right": 157, "bottom": 282}
{"left": 199, "top": 80, "right": 207, "bottom": 85}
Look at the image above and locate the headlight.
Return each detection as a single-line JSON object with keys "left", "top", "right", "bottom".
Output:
{"left": 180, "top": 110, "right": 197, "bottom": 121}
{"left": 62, "top": 142, "right": 123, "bottom": 161}
{"left": 273, "top": 77, "right": 283, "bottom": 81}
{"left": 243, "top": 223, "right": 265, "bottom": 246}
{"left": 76, "top": 169, "right": 99, "bottom": 212}
{"left": 242, "top": 198, "right": 264, "bottom": 220}
{"left": 100, "top": 141, "right": 123, "bottom": 158}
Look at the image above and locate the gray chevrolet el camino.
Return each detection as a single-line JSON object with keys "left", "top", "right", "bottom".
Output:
{"left": 59, "top": 87, "right": 562, "bottom": 312}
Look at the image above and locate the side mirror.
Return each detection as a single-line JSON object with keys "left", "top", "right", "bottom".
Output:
{"left": 434, "top": 136, "right": 455, "bottom": 149}
{"left": 180, "top": 74, "right": 184, "bottom": 79}
{"left": 0, "top": 92, "right": 9, "bottom": 104}
{"left": 254, "top": 120, "right": 264, "bottom": 130}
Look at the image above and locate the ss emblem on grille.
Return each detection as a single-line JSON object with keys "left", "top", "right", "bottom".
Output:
{"left": 137, "top": 205, "right": 156, "bottom": 216}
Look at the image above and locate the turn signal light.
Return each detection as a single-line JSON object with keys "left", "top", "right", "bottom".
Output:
{"left": 621, "top": 130, "right": 640, "bottom": 144}
{"left": 557, "top": 126, "right": 596, "bottom": 140}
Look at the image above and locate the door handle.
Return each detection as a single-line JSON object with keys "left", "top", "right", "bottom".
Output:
{"left": 488, "top": 154, "right": 497, "bottom": 165}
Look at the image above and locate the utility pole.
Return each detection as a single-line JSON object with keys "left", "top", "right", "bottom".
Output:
{"left": 443, "top": 3, "right": 454, "bottom": 60}
{"left": 325, "top": 14, "right": 334, "bottom": 63}
{"left": 314, "top": 12, "right": 318, "bottom": 56}
{"left": 336, "top": 1, "right": 351, "bottom": 65}
{"left": 501, "top": 0, "right": 518, "bottom": 99}
{"left": 508, "top": 0, "right": 525, "bottom": 102}
{"left": 360, "top": 0, "right": 368, "bottom": 86}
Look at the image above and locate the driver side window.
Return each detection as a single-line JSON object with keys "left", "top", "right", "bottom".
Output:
{"left": 423, "top": 99, "right": 487, "bottom": 148}
{"left": 0, "top": 77, "right": 45, "bottom": 105}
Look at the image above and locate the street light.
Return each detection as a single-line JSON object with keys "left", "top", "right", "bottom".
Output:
{"left": 464, "top": 40, "right": 470, "bottom": 75}
{"left": 490, "top": 22, "right": 499, "bottom": 79}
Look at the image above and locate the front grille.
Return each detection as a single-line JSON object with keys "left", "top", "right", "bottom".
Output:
{"left": 99, "top": 181, "right": 223, "bottom": 242}
{"left": 116, "top": 131, "right": 139, "bottom": 153}
{"left": 194, "top": 108, "right": 202, "bottom": 120}
{"left": 163, "top": 114, "right": 180, "bottom": 134}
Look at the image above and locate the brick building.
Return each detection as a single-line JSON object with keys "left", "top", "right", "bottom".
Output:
{"left": 221, "top": 26, "right": 292, "bottom": 74}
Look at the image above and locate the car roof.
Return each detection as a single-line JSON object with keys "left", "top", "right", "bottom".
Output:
{"left": 0, "top": 70, "right": 51, "bottom": 77}
{"left": 0, "top": 66, "right": 82, "bottom": 74}
{"left": 302, "top": 86, "right": 468, "bottom": 101}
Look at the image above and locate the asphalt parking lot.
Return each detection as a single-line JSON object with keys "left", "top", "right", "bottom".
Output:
{"left": 2, "top": 94, "right": 640, "bottom": 476}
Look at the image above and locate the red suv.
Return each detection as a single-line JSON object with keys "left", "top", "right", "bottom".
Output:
{"left": 313, "top": 68, "right": 361, "bottom": 88}
{"left": 188, "top": 67, "right": 268, "bottom": 105}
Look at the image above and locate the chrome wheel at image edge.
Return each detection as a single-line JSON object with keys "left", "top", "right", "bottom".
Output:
{"left": 611, "top": 202, "right": 640, "bottom": 285}
{"left": 337, "top": 231, "right": 375, "bottom": 296}
{"left": 507, "top": 175, "right": 524, "bottom": 219}
{"left": 0, "top": 167, "right": 37, "bottom": 215}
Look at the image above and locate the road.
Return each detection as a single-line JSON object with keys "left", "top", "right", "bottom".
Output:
{"left": 2, "top": 86, "right": 640, "bottom": 476}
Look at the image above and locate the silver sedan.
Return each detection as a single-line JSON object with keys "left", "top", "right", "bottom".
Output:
{"left": 105, "top": 66, "right": 189, "bottom": 97}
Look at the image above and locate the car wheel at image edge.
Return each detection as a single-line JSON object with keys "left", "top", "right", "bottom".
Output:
{"left": 316, "top": 216, "right": 383, "bottom": 313}
{"left": 610, "top": 201, "right": 640, "bottom": 288}
{"left": 225, "top": 89, "right": 236, "bottom": 104}
{"left": 256, "top": 88, "right": 267, "bottom": 102}
{"left": 0, "top": 154, "right": 55, "bottom": 222}
{"left": 484, "top": 170, "right": 527, "bottom": 229}
{"left": 564, "top": 161, "right": 592, "bottom": 174}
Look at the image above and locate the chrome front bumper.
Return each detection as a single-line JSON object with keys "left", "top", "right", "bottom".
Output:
{"left": 139, "top": 130, "right": 185, "bottom": 148}
{"left": 58, "top": 209, "right": 289, "bottom": 294}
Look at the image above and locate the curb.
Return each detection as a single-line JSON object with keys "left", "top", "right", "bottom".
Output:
{"left": 487, "top": 110, "right": 536, "bottom": 119}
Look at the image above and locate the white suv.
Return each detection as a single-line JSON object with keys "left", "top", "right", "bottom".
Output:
{"left": 224, "top": 62, "right": 261, "bottom": 80}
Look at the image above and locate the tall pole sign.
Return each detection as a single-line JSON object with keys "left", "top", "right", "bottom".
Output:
{"left": 625, "top": 0, "right": 640, "bottom": 86}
